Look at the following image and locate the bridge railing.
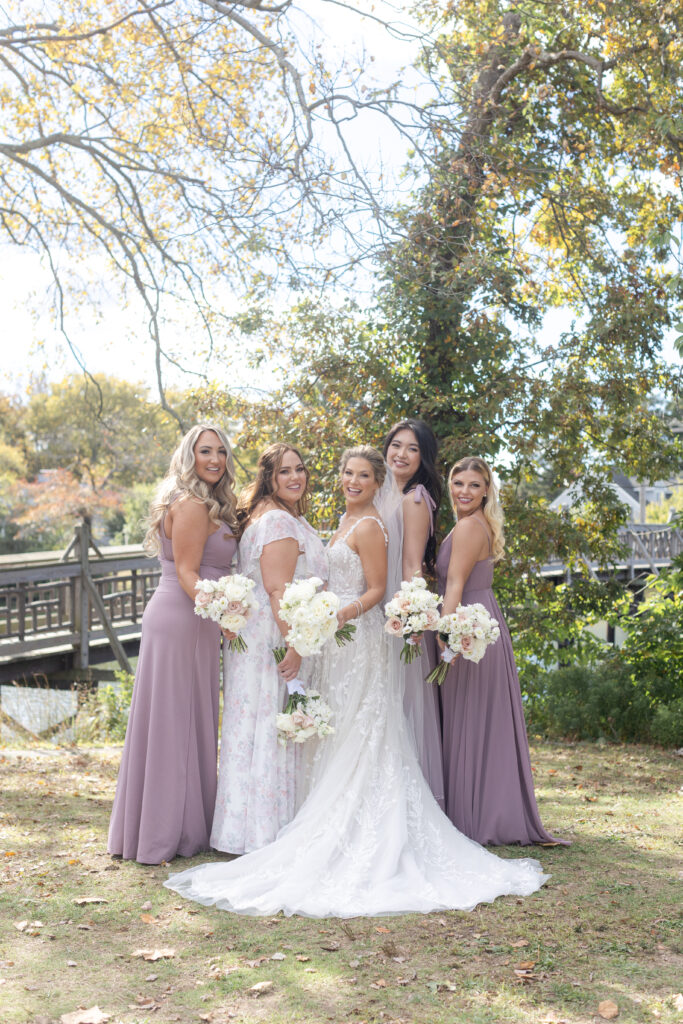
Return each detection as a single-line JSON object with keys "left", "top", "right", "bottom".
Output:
{"left": 541, "top": 523, "right": 682, "bottom": 580}
{"left": 0, "top": 520, "right": 160, "bottom": 683}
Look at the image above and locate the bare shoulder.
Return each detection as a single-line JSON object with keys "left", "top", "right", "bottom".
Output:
{"left": 452, "top": 515, "right": 487, "bottom": 550}
{"left": 402, "top": 491, "right": 430, "bottom": 525}
{"left": 170, "top": 494, "right": 209, "bottom": 526}
{"left": 354, "top": 516, "right": 387, "bottom": 545}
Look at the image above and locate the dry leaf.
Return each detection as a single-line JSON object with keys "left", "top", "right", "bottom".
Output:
{"left": 510, "top": 939, "right": 529, "bottom": 947}
{"left": 129, "top": 996, "right": 159, "bottom": 1009}
{"left": 598, "top": 999, "right": 619, "bottom": 1019}
{"left": 245, "top": 956, "right": 268, "bottom": 968}
{"left": 145, "top": 974, "right": 159, "bottom": 982}
{"left": 516, "top": 960, "right": 536, "bottom": 970}
{"left": 270, "top": 952, "right": 286, "bottom": 960}
{"left": 60, "top": 1008, "right": 110, "bottom": 1024}
{"left": 673, "top": 994, "right": 683, "bottom": 1012}
{"left": 249, "top": 980, "right": 273, "bottom": 997}
{"left": 321, "top": 941, "right": 340, "bottom": 951}
{"left": 74, "top": 897, "right": 108, "bottom": 905}
{"left": 140, "top": 914, "right": 156, "bottom": 924}
{"left": 67, "top": 961, "right": 77, "bottom": 968}
{"left": 131, "top": 948, "right": 176, "bottom": 961}
{"left": 13, "top": 921, "right": 28, "bottom": 932}
{"left": 141, "top": 901, "right": 153, "bottom": 911}
{"left": 295, "top": 955, "right": 310, "bottom": 962}
{"left": 375, "top": 926, "right": 390, "bottom": 934}
{"left": 370, "top": 978, "right": 387, "bottom": 989}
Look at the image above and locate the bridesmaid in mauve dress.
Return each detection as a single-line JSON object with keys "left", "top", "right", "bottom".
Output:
{"left": 383, "top": 419, "right": 445, "bottom": 808}
{"left": 436, "top": 456, "right": 566, "bottom": 846}
{"left": 108, "top": 424, "right": 238, "bottom": 864}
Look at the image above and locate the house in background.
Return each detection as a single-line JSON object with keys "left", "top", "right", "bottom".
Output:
{"left": 549, "top": 473, "right": 678, "bottom": 524}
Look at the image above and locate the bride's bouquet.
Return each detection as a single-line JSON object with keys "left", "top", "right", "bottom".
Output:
{"left": 194, "top": 573, "right": 258, "bottom": 652}
{"left": 426, "top": 603, "right": 500, "bottom": 684}
{"left": 273, "top": 576, "right": 355, "bottom": 662}
{"left": 384, "top": 576, "right": 441, "bottom": 663}
{"left": 276, "top": 689, "right": 335, "bottom": 746}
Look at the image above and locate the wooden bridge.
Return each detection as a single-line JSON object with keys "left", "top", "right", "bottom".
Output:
{"left": 0, "top": 520, "right": 160, "bottom": 686}
{"left": 1, "top": 521, "right": 681, "bottom": 689}
{"left": 540, "top": 523, "right": 683, "bottom": 582}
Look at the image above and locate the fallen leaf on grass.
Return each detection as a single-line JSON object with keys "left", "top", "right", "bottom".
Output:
{"left": 673, "top": 994, "right": 683, "bottom": 1012}
{"left": 513, "top": 969, "right": 538, "bottom": 983}
{"left": 295, "top": 955, "right": 310, "bottom": 962}
{"left": 598, "top": 1000, "right": 619, "bottom": 1019}
{"left": 74, "top": 897, "right": 108, "bottom": 905}
{"left": 141, "top": 900, "right": 153, "bottom": 911}
{"left": 270, "top": 952, "right": 286, "bottom": 960}
{"left": 249, "top": 980, "right": 273, "bottom": 997}
{"left": 321, "top": 941, "right": 341, "bottom": 951}
{"left": 13, "top": 920, "right": 43, "bottom": 935}
{"left": 427, "top": 980, "right": 457, "bottom": 993}
{"left": 397, "top": 972, "right": 417, "bottom": 986}
{"left": 510, "top": 939, "right": 529, "bottom": 948}
{"left": 145, "top": 974, "right": 159, "bottom": 982}
{"left": 370, "top": 978, "right": 387, "bottom": 989}
{"left": 128, "top": 996, "right": 160, "bottom": 1010}
{"left": 140, "top": 913, "right": 156, "bottom": 924}
{"left": 375, "top": 926, "right": 390, "bottom": 934}
{"left": 60, "top": 1008, "right": 110, "bottom": 1024}
{"left": 131, "top": 948, "right": 176, "bottom": 961}
{"left": 245, "top": 956, "right": 269, "bottom": 968}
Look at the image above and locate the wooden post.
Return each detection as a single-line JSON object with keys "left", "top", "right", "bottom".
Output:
{"left": 73, "top": 522, "right": 89, "bottom": 670}
{"left": 78, "top": 518, "right": 133, "bottom": 676}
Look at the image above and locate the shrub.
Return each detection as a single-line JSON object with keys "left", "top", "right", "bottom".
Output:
{"left": 523, "top": 660, "right": 653, "bottom": 742}
{"left": 73, "top": 671, "right": 134, "bottom": 742}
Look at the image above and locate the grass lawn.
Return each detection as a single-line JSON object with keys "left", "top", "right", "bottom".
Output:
{"left": 1, "top": 739, "right": 681, "bottom": 1024}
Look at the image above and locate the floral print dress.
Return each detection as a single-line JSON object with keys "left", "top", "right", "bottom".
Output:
{"left": 210, "top": 509, "right": 327, "bottom": 854}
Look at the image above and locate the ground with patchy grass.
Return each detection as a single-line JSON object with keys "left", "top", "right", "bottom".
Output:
{"left": 1, "top": 740, "right": 681, "bottom": 1024}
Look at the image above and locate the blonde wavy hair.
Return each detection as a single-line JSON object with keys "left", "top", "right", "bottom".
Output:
{"left": 144, "top": 423, "right": 237, "bottom": 555}
{"left": 339, "top": 445, "right": 387, "bottom": 487}
{"left": 447, "top": 456, "right": 505, "bottom": 562}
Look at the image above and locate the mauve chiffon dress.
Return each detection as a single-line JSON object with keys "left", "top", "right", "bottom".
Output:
{"left": 436, "top": 530, "right": 566, "bottom": 846}
{"left": 108, "top": 515, "right": 237, "bottom": 864}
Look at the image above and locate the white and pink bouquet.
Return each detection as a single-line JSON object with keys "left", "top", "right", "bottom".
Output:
{"left": 276, "top": 689, "right": 335, "bottom": 746}
{"left": 384, "top": 576, "right": 441, "bottom": 664}
{"left": 273, "top": 576, "right": 355, "bottom": 663}
{"left": 426, "top": 603, "right": 500, "bottom": 684}
{"left": 194, "top": 573, "right": 258, "bottom": 652}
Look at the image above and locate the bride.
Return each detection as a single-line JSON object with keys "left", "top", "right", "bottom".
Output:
{"left": 165, "top": 446, "right": 549, "bottom": 917}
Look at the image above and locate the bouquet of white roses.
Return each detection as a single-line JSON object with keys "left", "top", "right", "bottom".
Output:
{"left": 426, "top": 603, "right": 500, "bottom": 684}
{"left": 384, "top": 576, "right": 441, "bottom": 663}
{"left": 194, "top": 573, "right": 258, "bottom": 652}
{"left": 273, "top": 576, "right": 355, "bottom": 662}
{"left": 276, "top": 689, "right": 335, "bottom": 746}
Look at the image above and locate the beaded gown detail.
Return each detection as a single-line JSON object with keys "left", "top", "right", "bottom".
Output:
{"left": 164, "top": 521, "right": 550, "bottom": 915}
{"left": 436, "top": 531, "right": 566, "bottom": 846}
{"left": 108, "top": 518, "right": 236, "bottom": 864}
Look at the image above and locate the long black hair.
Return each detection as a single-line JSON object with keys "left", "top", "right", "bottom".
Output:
{"left": 382, "top": 419, "right": 443, "bottom": 574}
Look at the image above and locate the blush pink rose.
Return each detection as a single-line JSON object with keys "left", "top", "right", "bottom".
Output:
{"left": 195, "top": 590, "right": 212, "bottom": 607}
{"left": 384, "top": 617, "right": 404, "bottom": 636}
{"left": 460, "top": 634, "right": 474, "bottom": 654}
{"left": 227, "top": 600, "right": 243, "bottom": 612}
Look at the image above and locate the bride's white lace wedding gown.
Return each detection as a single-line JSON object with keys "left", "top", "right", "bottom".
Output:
{"left": 164, "top": 520, "right": 549, "bottom": 917}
